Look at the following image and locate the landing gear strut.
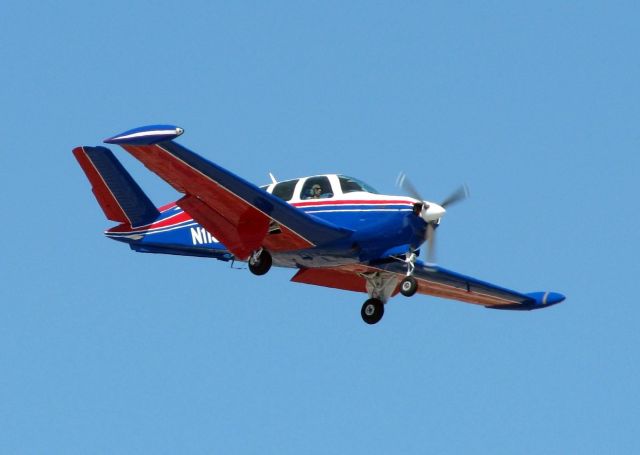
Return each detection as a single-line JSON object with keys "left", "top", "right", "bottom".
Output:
{"left": 404, "top": 250, "right": 417, "bottom": 276}
{"left": 248, "top": 248, "right": 272, "bottom": 276}
{"left": 399, "top": 250, "right": 418, "bottom": 297}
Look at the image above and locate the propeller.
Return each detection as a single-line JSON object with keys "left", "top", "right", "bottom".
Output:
{"left": 440, "top": 184, "right": 470, "bottom": 209}
{"left": 397, "top": 172, "right": 469, "bottom": 263}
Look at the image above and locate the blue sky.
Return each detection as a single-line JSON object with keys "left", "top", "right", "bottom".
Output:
{"left": 1, "top": 1, "right": 639, "bottom": 453}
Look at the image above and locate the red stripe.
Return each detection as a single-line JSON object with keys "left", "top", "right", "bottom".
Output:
{"left": 292, "top": 199, "right": 414, "bottom": 208}
{"left": 158, "top": 202, "right": 177, "bottom": 212}
{"left": 108, "top": 210, "right": 193, "bottom": 233}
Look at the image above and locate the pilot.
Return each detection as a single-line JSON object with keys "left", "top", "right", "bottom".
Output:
{"left": 310, "top": 184, "right": 323, "bottom": 199}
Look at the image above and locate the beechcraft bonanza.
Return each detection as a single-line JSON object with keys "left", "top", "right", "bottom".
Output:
{"left": 73, "top": 125, "right": 565, "bottom": 324}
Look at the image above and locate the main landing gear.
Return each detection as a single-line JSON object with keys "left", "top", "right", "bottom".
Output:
{"left": 248, "top": 248, "right": 272, "bottom": 276}
{"left": 361, "top": 298, "right": 384, "bottom": 324}
{"left": 358, "top": 272, "right": 398, "bottom": 325}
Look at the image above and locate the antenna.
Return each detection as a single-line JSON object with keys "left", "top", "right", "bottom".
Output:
{"left": 269, "top": 172, "right": 277, "bottom": 184}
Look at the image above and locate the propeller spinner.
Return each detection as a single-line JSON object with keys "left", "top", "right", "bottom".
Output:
{"left": 397, "top": 172, "right": 469, "bottom": 263}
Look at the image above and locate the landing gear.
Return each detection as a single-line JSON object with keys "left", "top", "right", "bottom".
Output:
{"left": 400, "top": 276, "right": 418, "bottom": 297}
{"left": 399, "top": 250, "right": 418, "bottom": 297}
{"left": 361, "top": 298, "right": 384, "bottom": 325}
{"left": 358, "top": 272, "right": 398, "bottom": 324}
{"left": 248, "top": 248, "right": 272, "bottom": 276}
{"left": 405, "top": 250, "right": 417, "bottom": 277}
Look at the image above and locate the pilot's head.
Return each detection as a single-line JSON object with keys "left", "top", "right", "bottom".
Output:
{"left": 311, "top": 184, "right": 322, "bottom": 198}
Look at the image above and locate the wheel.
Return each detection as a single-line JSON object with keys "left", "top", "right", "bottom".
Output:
{"left": 361, "top": 298, "right": 384, "bottom": 325}
{"left": 248, "top": 249, "right": 272, "bottom": 275}
{"left": 400, "top": 276, "right": 417, "bottom": 297}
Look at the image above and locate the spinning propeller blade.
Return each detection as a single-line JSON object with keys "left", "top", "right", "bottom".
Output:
{"left": 397, "top": 172, "right": 469, "bottom": 264}
{"left": 441, "top": 184, "right": 470, "bottom": 208}
{"left": 396, "top": 172, "right": 423, "bottom": 202}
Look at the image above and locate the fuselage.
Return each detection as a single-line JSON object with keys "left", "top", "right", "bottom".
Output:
{"left": 106, "top": 174, "right": 428, "bottom": 268}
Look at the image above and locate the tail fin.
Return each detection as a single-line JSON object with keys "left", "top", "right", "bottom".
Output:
{"left": 73, "top": 146, "right": 159, "bottom": 227}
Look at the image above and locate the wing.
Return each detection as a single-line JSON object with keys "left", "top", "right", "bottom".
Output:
{"left": 107, "top": 126, "right": 352, "bottom": 259}
{"left": 374, "top": 260, "right": 562, "bottom": 309}
{"left": 291, "top": 260, "right": 565, "bottom": 310}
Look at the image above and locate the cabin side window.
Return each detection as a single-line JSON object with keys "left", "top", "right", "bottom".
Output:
{"left": 301, "top": 176, "right": 333, "bottom": 200}
{"left": 271, "top": 179, "right": 298, "bottom": 201}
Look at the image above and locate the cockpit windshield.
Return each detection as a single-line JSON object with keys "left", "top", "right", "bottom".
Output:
{"left": 338, "top": 175, "right": 379, "bottom": 194}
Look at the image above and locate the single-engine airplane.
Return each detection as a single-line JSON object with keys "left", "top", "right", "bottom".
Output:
{"left": 73, "top": 125, "right": 565, "bottom": 324}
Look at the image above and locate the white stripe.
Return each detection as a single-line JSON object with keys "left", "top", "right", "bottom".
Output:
{"left": 159, "top": 204, "right": 178, "bottom": 213}
{"left": 128, "top": 210, "right": 190, "bottom": 230}
{"left": 304, "top": 208, "right": 412, "bottom": 214}
{"left": 297, "top": 203, "right": 413, "bottom": 208}
{"left": 115, "top": 129, "right": 177, "bottom": 140}
{"left": 106, "top": 222, "right": 199, "bottom": 237}
{"left": 136, "top": 219, "right": 194, "bottom": 233}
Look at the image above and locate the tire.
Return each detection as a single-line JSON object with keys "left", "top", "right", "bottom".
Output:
{"left": 361, "top": 298, "right": 384, "bottom": 325}
{"left": 248, "top": 249, "right": 272, "bottom": 276}
{"left": 400, "top": 276, "right": 418, "bottom": 297}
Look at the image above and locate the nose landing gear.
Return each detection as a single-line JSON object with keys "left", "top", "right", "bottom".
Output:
{"left": 399, "top": 276, "right": 418, "bottom": 296}
{"left": 399, "top": 250, "right": 418, "bottom": 297}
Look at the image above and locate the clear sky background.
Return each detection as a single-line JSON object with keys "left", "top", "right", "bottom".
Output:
{"left": 1, "top": 1, "right": 638, "bottom": 453}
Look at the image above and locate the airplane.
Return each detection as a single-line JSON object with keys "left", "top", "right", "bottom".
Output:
{"left": 73, "top": 124, "right": 565, "bottom": 324}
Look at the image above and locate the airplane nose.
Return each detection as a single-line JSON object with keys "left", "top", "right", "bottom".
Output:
{"left": 422, "top": 203, "right": 446, "bottom": 222}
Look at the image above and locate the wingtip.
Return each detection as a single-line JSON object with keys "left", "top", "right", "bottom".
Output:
{"left": 104, "top": 125, "right": 184, "bottom": 145}
{"left": 526, "top": 291, "right": 566, "bottom": 306}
